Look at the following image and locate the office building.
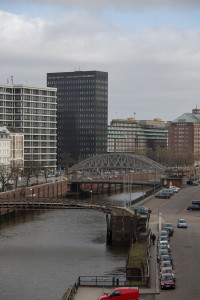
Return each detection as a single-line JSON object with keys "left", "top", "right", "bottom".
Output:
{"left": 168, "top": 108, "right": 200, "bottom": 157}
{"left": 108, "top": 118, "right": 168, "bottom": 153}
{"left": 0, "top": 84, "right": 57, "bottom": 169}
{"left": 47, "top": 70, "right": 108, "bottom": 166}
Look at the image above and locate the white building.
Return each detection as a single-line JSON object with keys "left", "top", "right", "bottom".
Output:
{"left": 0, "top": 84, "right": 57, "bottom": 170}
{"left": 0, "top": 125, "right": 11, "bottom": 166}
{"left": 7, "top": 127, "right": 24, "bottom": 168}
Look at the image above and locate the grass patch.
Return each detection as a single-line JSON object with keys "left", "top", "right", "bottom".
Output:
{"left": 127, "top": 242, "right": 148, "bottom": 269}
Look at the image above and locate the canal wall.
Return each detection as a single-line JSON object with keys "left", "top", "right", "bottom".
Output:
{"left": 0, "top": 179, "right": 70, "bottom": 200}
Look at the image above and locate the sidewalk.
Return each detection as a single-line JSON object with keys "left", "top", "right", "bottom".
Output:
{"left": 72, "top": 207, "right": 160, "bottom": 300}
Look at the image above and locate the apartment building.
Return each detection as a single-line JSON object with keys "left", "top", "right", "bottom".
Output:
{"left": 0, "top": 84, "right": 57, "bottom": 169}
{"left": 47, "top": 70, "right": 108, "bottom": 166}
{"left": 108, "top": 118, "right": 168, "bottom": 153}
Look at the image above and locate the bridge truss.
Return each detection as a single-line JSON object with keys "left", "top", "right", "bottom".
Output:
{"left": 69, "top": 153, "right": 166, "bottom": 174}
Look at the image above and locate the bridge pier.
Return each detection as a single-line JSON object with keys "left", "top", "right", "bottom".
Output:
{"left": 107, "top": 208, "right": 138, "bottom": 247}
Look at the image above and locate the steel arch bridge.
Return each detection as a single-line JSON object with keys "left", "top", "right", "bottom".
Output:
{"left": 69, "top": 153, "right": 166, "bottom": 174}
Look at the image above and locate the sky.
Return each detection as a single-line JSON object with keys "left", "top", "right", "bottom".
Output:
{"left": 0, "top": 0, "right": 200, "bottom": 123}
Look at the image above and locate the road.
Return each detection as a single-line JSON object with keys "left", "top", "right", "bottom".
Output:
{"left": 146, "top": 184, "right": 200, "bottom": 300}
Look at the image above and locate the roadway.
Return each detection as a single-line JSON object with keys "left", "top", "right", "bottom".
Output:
{"left": 146, "top": 184, "right": 200, "bottom": 300}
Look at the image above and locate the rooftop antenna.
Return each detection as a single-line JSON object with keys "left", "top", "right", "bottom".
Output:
{"left": 7, "top": 78, "right": 9, "bottom": 84}
{"left": 133, "top": 112, "right": 136, "bottom": 119}
{"left": 11, "top": 75, "right": 13, "bottom": 84}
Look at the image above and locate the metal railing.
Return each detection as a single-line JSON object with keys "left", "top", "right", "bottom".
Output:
{"left": 62, "top": 278, "right": 80, "bottom": 300}
{"left": 79, "top": 275, "right": 149, "bottom": 287}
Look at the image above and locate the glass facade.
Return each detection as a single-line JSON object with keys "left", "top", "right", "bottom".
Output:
{"left": 47, "top": 71, "right": 108, "bottom": 165}
{"left": 0, "top": 84, "right": 57, "bottom": 169}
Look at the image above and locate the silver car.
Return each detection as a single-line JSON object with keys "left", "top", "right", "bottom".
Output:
{"left": 177, "top": 218, "right": 187, "bottom": 228}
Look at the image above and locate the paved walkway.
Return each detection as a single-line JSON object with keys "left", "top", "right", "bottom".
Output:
{"left": 72, "top": 196, "right": 160, "bottom": 300}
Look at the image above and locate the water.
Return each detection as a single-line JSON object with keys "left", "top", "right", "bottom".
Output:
{"left": 0, "top": 189, "right": 145, "bottom": 300}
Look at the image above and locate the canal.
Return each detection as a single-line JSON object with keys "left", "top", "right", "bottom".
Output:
{"left": 0, "top": 188, "right": 146, "bottom": 300}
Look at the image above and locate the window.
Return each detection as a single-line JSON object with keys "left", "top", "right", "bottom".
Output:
{"left": 110, "top": 291, "right": 121, "bottom": 297}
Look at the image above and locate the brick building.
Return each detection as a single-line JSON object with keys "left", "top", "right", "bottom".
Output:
{"left": 168, "top": 108, "right": 200, "bottom": 156}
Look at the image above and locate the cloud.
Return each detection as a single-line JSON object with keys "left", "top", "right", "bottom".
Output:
{"left": 1, "top": 0, "right": 200, "bottom": 12}
{"left": 0, "top": 9, "right": 200, "bottom": 122}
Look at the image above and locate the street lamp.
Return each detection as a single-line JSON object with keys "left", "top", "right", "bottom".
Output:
{"left": 159, "top": 212, "right": 162, "bottom": 232}
{"left": 90, "top": 190, "right": 93, "bottom": 202}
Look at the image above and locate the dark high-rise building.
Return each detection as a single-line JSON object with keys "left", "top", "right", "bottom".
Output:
{"left": 47, "top": 70, "right": 108, "bottom": 167}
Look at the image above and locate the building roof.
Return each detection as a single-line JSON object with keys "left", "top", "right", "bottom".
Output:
{"left": 173, "top": 113, "right": 200, "bottom": 123}
{"left": 6, "top": 127, "right": 23, "bottom": 134}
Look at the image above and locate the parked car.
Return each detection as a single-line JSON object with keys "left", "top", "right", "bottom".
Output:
{"left": 192, "top": 181, "right": 199, "bottom": 186}
{"left": 159, "top": 255, "right": 172, "bottom": 265}
{"left": 157, "top": 240, "right": 170, "bottom": 251}
{"left": 131, "top": 206, "right": 151, "bottom": 216}
{"left": 157, "top": 249, "right": 170, "bottom": 262}
{"left": 155, "top": 192, "right": 171, "bottom": 199}
{"left": 187, "top": 204, "right": 200, "bottom": 211}
{"left": 169, "top": 186, "right": 180, "bottom": 192}
{"left": 162, "top": 189, "right": 174, "bottom": 195}
{"left": 160, "top": 261, "right": 173, "bottom": 272}
{"left": 158, "top": 244, "right": 171, "bottom": 252}
{"left": 187, "top": 180, "right": 198, "bottom": 186}
{"left": 160, "top": 267, "right": 175, "bottom": 281}
{"left": 158, "top": 230, "right": 169, "bottom": 238}
{"left": 163, "top": 223, "right": 174, "bottom": 236}
{"left": 99, "top": 287, "right": 139, "bottom": 300}
{"left": 177, "top": 218, "right": 187, "bottom": 228}
{"left": 157, "top": 236, "right": 169, "bottom": 244}
{"left": 160, "top": 274, "right": 175, "bottom": 289}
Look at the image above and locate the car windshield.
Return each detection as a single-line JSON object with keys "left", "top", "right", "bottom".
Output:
{"left": 165, "top": 223, "right": 172, "bottom": 227}
{"left": 161, "top": 262, "right": 171, "bottom": 267}
{"left": 162, "top": 269, "right": 172, "bottom": 274}
{"left": 160, "top": 255, "right": 170, "bottom": 261}
{"left": 161, "top": 275, "right": 173, "bottom": 281}
{"left": 179, "top": 220, "right": 186, "bottom": 223}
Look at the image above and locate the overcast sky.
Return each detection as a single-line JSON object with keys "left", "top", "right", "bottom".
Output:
{"left": 0, "top": 0, "right": 200, "bottom": 122}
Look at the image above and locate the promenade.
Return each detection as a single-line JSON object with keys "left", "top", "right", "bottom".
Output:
{"left": 72, "top": 196, "right": 160, "bottom": 300}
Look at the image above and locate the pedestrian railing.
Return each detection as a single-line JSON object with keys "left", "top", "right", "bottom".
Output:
{"left": 78, "top": 275, "right": 149, "bottom": 287}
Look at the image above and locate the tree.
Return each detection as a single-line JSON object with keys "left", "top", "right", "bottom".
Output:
{"left": 23, "top": 160, "right": 37, "bottom": 187}
{"left": 32, "top": 161, "right": 43, "bottom": 185}
{"left": 10, "top": 162, "right": 23, "bottom": 189}
{"left": 60, "top": 152, "right": 76, "bottom": 172}
{"left": 0, "top": 165, "right": 12, "bottom": 192}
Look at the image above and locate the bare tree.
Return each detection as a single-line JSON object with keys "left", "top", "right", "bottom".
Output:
{"left": 0, "top": 165, "right": 12, "bottom": 192}
{"left": 10, "top": 162, "right": 23, "bottom": 189}
{"left": 60, "top": 152, "right": 76, "bottom": 173}
{"left": 32, "top": 161, "right": 43, "bottom": 185}
{"left": 23, "top": 160, "right": 37, "bottom": 187}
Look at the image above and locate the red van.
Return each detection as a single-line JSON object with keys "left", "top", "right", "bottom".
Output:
{"left": 99, "top": 287, "right": 139, "bottom": 300}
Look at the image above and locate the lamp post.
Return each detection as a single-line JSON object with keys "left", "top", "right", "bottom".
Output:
{"left": 159, "top": 212, "right": 162, "bottom": 232}
{"left": 90, "top": 190, "right": 93, "bottom": 202}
